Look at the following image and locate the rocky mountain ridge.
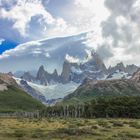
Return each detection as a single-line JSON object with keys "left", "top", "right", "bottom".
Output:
{"left": 19, "top": 54, "right": 138, "bottom": 86}
{"left": 108, "top": 62, "right": 138, "bottom": 75}
{"left": 11, "top": 51, "right": 139, "bottom": 105}
{"left": 62, "top": 68, "right": 140, "bottom": 104}
{"left": 19, "top": 51, "right": 112, "bottom": 85}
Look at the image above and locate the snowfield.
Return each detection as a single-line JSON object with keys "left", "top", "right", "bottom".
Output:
{"left": 27, "top": 81, "right": 80, "bottom": 100}
{"left": 106, "top": 70, "right": 131, "bottom": 80}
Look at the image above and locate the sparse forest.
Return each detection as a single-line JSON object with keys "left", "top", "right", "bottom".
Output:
{"left": 39, "top": 96, "right": 140, "bottom": 119}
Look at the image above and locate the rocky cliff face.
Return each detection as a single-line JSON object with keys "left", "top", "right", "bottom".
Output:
{"left": 36, "top": 65, "right": 60, "bottom": 85}
{"left": 61, "top": 60, "right": 71, "bottom": 83}
{"left": 108, "top": 62, "right": 125, "bottom": 73}
{"left": 61, "top": 52, "right": 108, "bottom": 83}
{"left": 21, "top": 51, "right": 108, "bottom": 85}
{"left": 61, "top": 60, "right": 80, "bottom": 83}
{"left": 108, "top": 63, "right": 138, "bottom": 75}
{"left": 80, "top": 52, "right": 107, "bottom": 79}
{"left": 81, "top": 52, "right": 107, "bottom": 73}
{"left": 18, "top": 52, "right": 139, "bottom": 86}
{"left": 51, "top": 69, "right": 60, "bottom": 83}
{"left": 36, "top": 65, "right": 48, "bottom": 85}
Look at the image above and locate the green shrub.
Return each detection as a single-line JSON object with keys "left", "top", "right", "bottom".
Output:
{"left": 14, "top": 130, "right": 26, "bottom": 137}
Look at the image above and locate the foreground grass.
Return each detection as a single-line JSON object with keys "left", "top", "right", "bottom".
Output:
{"left": 0, "top": 118, "right": 140, "bottom": 140}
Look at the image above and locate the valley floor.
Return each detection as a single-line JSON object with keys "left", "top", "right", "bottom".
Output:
{"left": 0, "top": 117, "right": 140, "bottom": 140}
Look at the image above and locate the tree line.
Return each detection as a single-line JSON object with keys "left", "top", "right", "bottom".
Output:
{"left": 1, "top": 96, "right": 140, "bottom": 118}
{"left": 40, "top": 96, "right": 140, "bottom": 118}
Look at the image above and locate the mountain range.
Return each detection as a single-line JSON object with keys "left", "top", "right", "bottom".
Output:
{"left": 13, "top": 51, "right": 139, "bottom": 105}
{"left": 62, "top": 68, "right": 140, "bottom": 105}
{"left": 0, "top": 33, "right": 139, "bottom": 106}
{"left": 17, "top": 51, "right": 139, "bottom": 84}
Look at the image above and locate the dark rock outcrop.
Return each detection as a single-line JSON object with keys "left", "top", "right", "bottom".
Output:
{"left": 36, "top": 65, "right": 48, "bottom": 85}
{"left": 36, "top": 65, "right": 60, "bottom": 85}
{"left": 61, "top": 60, "right": 80, "bottom": 83}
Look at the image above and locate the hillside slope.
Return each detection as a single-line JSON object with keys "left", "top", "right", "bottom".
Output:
{"left": 0, "top": 73, "right": 45, "bottom": 113}
{"left": 63, "top": 69, "right": 140, "bottom": 105}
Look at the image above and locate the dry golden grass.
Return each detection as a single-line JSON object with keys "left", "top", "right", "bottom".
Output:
{"left": 0, "top": 117, "right": 140, "bottom": 140}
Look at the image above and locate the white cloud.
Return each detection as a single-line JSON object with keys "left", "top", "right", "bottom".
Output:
{"left": 44, "top": 18, "right": 77, "bottom": 38}
{"left": 0, "top": 0, "right": 53, "bottom": 36}
{"left": 72, "top": 0, "right": 110, "bottom": 33}
{"left": 106, "top": 47, "right": 133, "bottom": 67}
{"left": 0, "top": 0, "right": 110, "bottom": 41}
{"left": 116, "top": 16, "right": 128, "bottom": 27}
{"left": 65, "top": 54, "right": 80, "bottom": 63}
{"left": 0, "top": 0, "right": 140, "bottom": 68}
{"left": 0, "top": 38, "right": 5, "bottom": 45}
{"left": 83, "top": 31, "right": 104, "bottom": 50}
{"left": 63, "top": 0, "right": 111, "bottom": 53}
{"left": 0, "top": 40, "right": 41, "bottom": 59}
{"left": 0, "top": 0, "right": 76, "bottom": 38}
{"left": 0, "top": 33, "right": 92, "bottom": 72}
{"left": 100, "top": 0, "right": 140, "bottom": 66}
{"left": 45, "top": 52, "right": 50, "bottom": 58}
{"left": 74, "top": 0, "right": 110, "bottom": 21}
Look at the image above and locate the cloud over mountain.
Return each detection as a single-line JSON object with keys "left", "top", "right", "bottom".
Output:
{"left": 0, "top": 33, "right": 93, "bottom": 72}
{"left": 0, "top": 0, "right": 140, "bottom": 70}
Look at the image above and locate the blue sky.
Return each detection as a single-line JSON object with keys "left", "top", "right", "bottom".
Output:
{"left": 0, "top": 40, "right": 18, "bottom": 54}
{"left": 0, "top": 0, "right": 140, "bottom": 69}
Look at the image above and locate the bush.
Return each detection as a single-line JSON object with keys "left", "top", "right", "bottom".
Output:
{"left": 14, "top": 130, "right": 26, "bottom": 137}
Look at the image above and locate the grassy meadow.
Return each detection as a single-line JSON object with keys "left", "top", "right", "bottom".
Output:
{"left": 0, "top": 117, "right": 140, "bottom": 140}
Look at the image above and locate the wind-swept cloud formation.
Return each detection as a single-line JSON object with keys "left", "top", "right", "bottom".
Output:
{"left": 0, "top": 0, "right": 140, "bottom": 70}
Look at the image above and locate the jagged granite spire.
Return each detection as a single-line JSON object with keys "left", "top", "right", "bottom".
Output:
{"left": 36, "top": 65, "right": 48, "bottom": 85}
